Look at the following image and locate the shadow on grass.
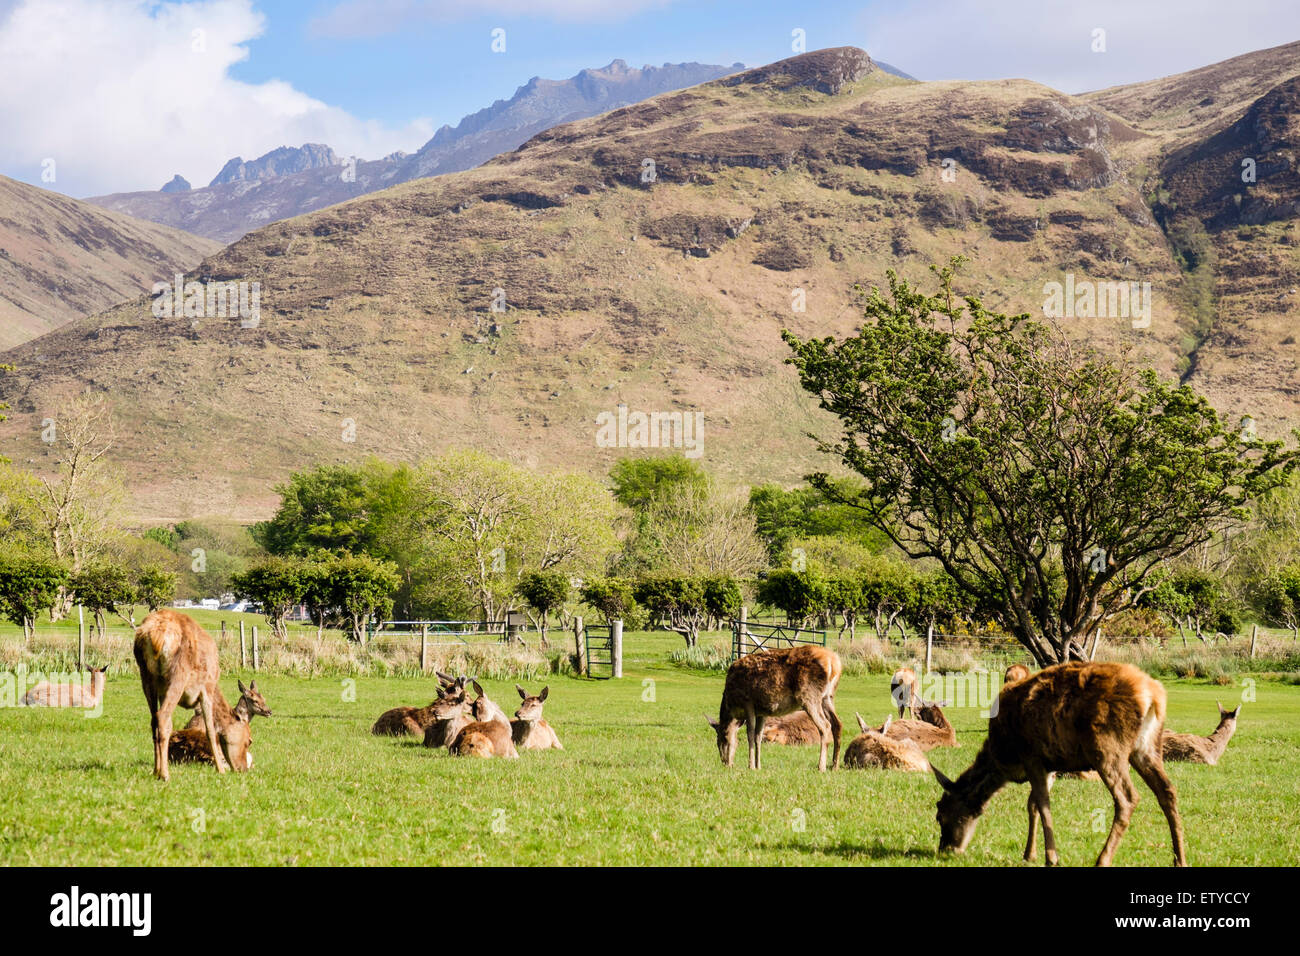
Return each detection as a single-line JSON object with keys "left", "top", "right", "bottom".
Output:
{"left": 762, "top": 839, "right": 936, "bottom": 862}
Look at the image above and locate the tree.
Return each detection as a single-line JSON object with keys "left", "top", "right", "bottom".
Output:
{"left": 0, "top": 556, "right": 68, "bottom": 638}
{"left": 610, "top": 455, "right": 708, "bottom": 512}
{"left": 755, "top": 569, "right": 827, "bottom": 628}
{"left": 622, "top": 483, "right": 766, "bottom": 577}
{"left": 908, "top": 570, "right": 972, "bottom": 635}
{"left": 783, "top": 260, "right": 1297, "bottom": 665}
{"left": 579, "top": 577, "right": 641, "bottom": 627}
{"left": 634, "top": 575, "right": 709, "bottom": 647}
{"left": 1143, "top": 568, "right": 1241, "bottom": 644}
{"left": 1256, "top": 564, "right": 1300, "bottom": 640}
{"left": 326, "top": 554, "right": 400, "bottom": 644}
{"left": 748, "top": 479, "right": 888, "bottom": 563}
{"left": 135, "top": 565, "right": 178, "bottom": 612}
{"left": 232, "top": 558, "right": 309, "bottom": 640}
{"left": 701, "top": 575, "right": 743, "bottom": 630}
{"left": 70, "top": 562, "right": 136, "bottom": 636}
{"left": 517, "top": 571, "right": 570, "bottom": 647}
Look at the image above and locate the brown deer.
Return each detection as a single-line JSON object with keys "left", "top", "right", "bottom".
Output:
{"left": 932, "top": 661, "right": 1186, "bottom": 867}
{"left": 167, "top": 711, "right": 254, "bottom": 771}
{"left": 758, "top": 711, "right": 821, "bottom": 745}
{"left": 373, "top": 673, "right": 468, "bottom": 737}
{"left": 890, "top": 667, "right": 920, "bottom": 718}
{"left": 421, "top": 694, "right": 473, "bottom": 749}
{"left": 1004, "top": 663, "right": 1032, "bottom": 685}
{"left": 133, "top": 609, "right": 229, "bottom": 780}
{"left": 876, "top": 700, "right": 956, "bottom": 751}
{"left": 1162, "top": 702, "right": 1240, "bottom": 764}
{"left": 450, "top": 718, "right": 519, "bottom": 758}
{"left": 845, "top": 714, "right": 930, "bottom": 772}
{"left": 704, "top": 645, "right": 842, "bottom": 771}
{"left": 22, "top": 666, "right": 107, "bottom": 708}
{"left": 512, "top": 685, "right": 562, "bottom": 750}
{"left": 184, "top": 679, "right": 271, "bottom": 730}
{"left": 467, "top": 680, "right": 511, "bottom": 727}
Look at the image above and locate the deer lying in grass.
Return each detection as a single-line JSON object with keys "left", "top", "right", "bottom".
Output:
{"left": 876, "top": 700, "right": 956, "bottom": 751}
{"left": 705, "top": 645, "right": 842, "bottom": 771}
{"left": 133, "top": 609, "right": 229, "bottom": 781}
{"left": 512, "top": 685, "right": 562, "bottom": 750}
{"left": 22, "top": 666, "right": 107, "bottom": 708}
{"left": 758, "top": 711, "right": 821, "bottom": 745}
{"left": 420, "top": 694, "right": 472, "bottom": 749}
{"left": 1004, "top": 663, "right": 1032, "bottom": 685}
{"left": 890, "top": 667, "right": 920, "bottom": 718}
{"left": 184, "top": 679, "right": 271, "bottom": 729}
{"left": 372, "top": 673, "right": 467, "bottom": 736}
{"left": 447, "top": 680, "right": 518, "bottom": 758}
{"left": 1162, "top": 702, "right": 1241, "bottom": 764}
{"left": 932, "top": 661, "right": 1186, "bottom": 867}
{"left": 167, "top": 711, "right": 254, "bottom": 771}
{"left": 844, "top": 714, "right": 930, "bottom": 772}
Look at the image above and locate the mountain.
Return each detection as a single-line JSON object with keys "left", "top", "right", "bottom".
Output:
{"left": 3, "top": 45, "right": 1295, "bottom": 524}
{"left": 85, "top": 59, "right": 744, "bottom": 244}
{"left": 0, "top": 175, "right": 220, "bottom": 351}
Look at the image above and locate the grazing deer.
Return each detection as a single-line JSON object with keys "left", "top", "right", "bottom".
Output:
{"left": 450, "top": 719, "right": 519, "bottom": 758}
{"left": 421, "top": 694, "right": 473, "bottom": 749}
{"left": 932, "top": 661, "right": 1186, "bottom": 867}
{"left": 512, "top": 685, "right": 562, "bottom": 750}
{"left": 1162, "top": 702, "right": 1240, "bottom": 765}
{"left": 1004, "top": 663, "right": 1032, "bottom": 685}
{"left": 133, "top": 609, "right": 229, "bottom": 780}
{"left": 185, "top": 679, "right": 271, "bottom": 730}
{"left": 167, "top": 711, "right": 254, "bottom": 771}
{"left": 373, "top": 673, "right": 468, "bottom": 737}
{"left": 705, "top": 645, "right": 842, "bottom": 771}
{"left": 22, "top": 666, "right": 107, "bottom": 708}
{"left": 758, "top": 711, "right": 821, "bottom": 745}
{"left": 890, "top": 667, "right": 920, "bottom": 718}
{"left": 876, "top": 700, "right": 956, "bottom": 751}
{"left": 845, "top": 714, "right": 930, "bottom": 772}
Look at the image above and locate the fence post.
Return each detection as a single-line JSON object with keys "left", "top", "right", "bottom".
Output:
{"left": 1090, "top": 628, "right": 1103, "bottom": 661}
{"left": 420, "top": 624, "right": 429, "bottom": 673}
{"left": 612, "top": 619, "right": 624, "bottom": 679}
{"left": 239, "top": 621, "right": 247, "bottom": 669}
{"left": 77, "top": 606, "right": 85, "bottom": 671}
{"left": 1250, "top": 623, "right": 1258, "bottom": 660}
{"left": 252, "top": 626, "right": 260, "bottom": 671}
{"left": 220, "top": 620, "right": 226, "bottom": 645}
{"left": 739, "top": 605, "right": 748, "bottom": 655}
{"left": 574, "top": 616, "right": 586, "bottom": 675}
{"left": 924, "top": 623, "right": 934, "bottom": 675}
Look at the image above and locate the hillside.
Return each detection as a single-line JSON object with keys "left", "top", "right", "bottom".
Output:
{"left": 0, "top": 176, "right": 220, "bottom": 350}
{"left": 85, "top": 60, "right": 743, "bottom": 244}
{"left": 4, "top": 45, "right": 1294, "bottom": 523}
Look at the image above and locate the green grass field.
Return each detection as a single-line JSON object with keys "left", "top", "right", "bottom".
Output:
{"left": 2, "top": 631, "right": 1297, "bottom": 866}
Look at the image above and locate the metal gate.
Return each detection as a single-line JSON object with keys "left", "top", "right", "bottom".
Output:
{"left": 731, "top": 619, "right": 827, "bottom": 660}
{"left": 585, "top": 624, "right": 614, "bottom": 679}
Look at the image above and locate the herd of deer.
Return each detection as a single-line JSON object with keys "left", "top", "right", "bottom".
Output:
{"left": 706, "top": 644, "right": 1243, "bottom": 866}
{"left": 22, "top": 608, "right": 1242, "bottom": 866}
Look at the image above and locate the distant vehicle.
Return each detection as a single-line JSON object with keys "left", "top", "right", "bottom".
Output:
{"left": 199, "top": 599, "right": 220, "bottom": 610}
{"left": 219, "top": 601, "right": 254, "bottom": 613}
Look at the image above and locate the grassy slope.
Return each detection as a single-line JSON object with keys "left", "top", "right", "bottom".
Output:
{"left": 1, "top": 630, "right": 1296, "bottom": 866}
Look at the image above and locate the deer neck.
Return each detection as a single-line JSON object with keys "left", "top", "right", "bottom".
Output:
{"left": 1205, "top": 720, "right": 1236, "bottom": 760}
{"left": 208, "top": 688, "right": 237, "bottom": 728}
{"left": 234, "top": 696, "right": 256, "bottom": 724}
{"left": 954, "top": 748, "right": 1007, "bottom": 812}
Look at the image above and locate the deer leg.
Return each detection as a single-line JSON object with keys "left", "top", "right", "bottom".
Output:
{"left": 1023, "top": 792, "right": 1038, "bottom": 861}
{"left": 745, "top": 705, "right": 758, "bottom": 770}
{"left": 1094, "top": 760, "right": 1138, "bottom": 867}
{"left": 1130, "top": 749, "right": 1187, "bottom": 867}
{"left": 153, "top": 681, "right": 187, "bottom": 782}
{"left": 823, "top": 694, "right": 842, "bottom": 769}
{"left": 803, "top": 702, "right": 832, "bottom": 772}
{"left": 198, "top": 687, "right": 229, "bottom": 774}
{"left": 1027, "top": 771, "right": 1059, "bottom": 866}
{"left": 753, "top": 715, "right": 767, "bottom": 769}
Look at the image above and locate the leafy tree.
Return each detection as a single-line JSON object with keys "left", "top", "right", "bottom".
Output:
{"left": 143, "top": 526, "right": 180, "bottom": 551}
{"left": 783, "top": 259, "right": 1296, "bottom": 664}
{"left": 1255, "top": 564, "right": 1300, "bottom": 640}
{"left": 748, "top": 480, "right": 888, "bottom": 563}
{"left": 755, "top": 569, "right": 827, "bottom": 628}
{"left": 517, "top": 571, "right": 570, "bottom": 646}
{"left": 232, "top": 557, "right": 310, "bottom": 640}
{"left": 579, "top": 577, "right": 641, "bottom": 627}
{"left": 610, "top": 455, "right": 708, "bottom": 512}
{"left": 70, "top": 561, "right": 136, "bottom": 636}
{"left": 254, "top": 461, "right": 404, "bottom": 557}
{"left": 620, "top": 482, "right": 766, "bottom": 578}
{"left": 859, "top": 556, "right": 917, "bottom": 640}
{"left": 0, "top": 556, "right": 68, "bottom": 638}
{"left": 908, "top": 570, "right": 973, "bottom": 634}
{"left": 135, "top": 564, "right": 178, "bottom": 611}
{"left": 701, "top": 575, "right": 743, "bottom": 630}
{"left": 325, "top": 554, "right": 400, "bottom": 644}
{"left": 1142, "top": 568, "right": 1240, "bottom": 644}
{"left": 634, "top": 575, "right": 709, "bottom": 647}
{"left": 822, "top": 572, "right": 868, "bottom": 638}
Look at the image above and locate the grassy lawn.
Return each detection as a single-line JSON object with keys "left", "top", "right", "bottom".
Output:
{"left": 1, "top": 631, "right": 1297, "bottom": 866}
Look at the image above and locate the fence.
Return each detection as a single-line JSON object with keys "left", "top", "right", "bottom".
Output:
{"left": 730, "top": 617, "right": 827, "bottom": 660}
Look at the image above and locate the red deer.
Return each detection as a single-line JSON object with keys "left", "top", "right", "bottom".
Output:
{"left": 22, "top": 666, "right": 106, "bottom": 708}
{"left": 132, "top": 609, "right": 229, "bottom": 780}
{"left": 890, "top": 667, "right": 920, "bottom": 718}
{"left": 1004, "top": 663, "right": 1032, "bottom": 685}
{"left": 373, "top": 673, "right": 468, "bottom": 737}
{"left": 758, "top": 711, "right": 821, "bottom": 745}
{"left": 512, "top": 685, "right": 562, "bottom": 750}
{"left": 1162, "top": 702, "right": 1240, "bottom": 764}
{"left": 184, "top": 679, "right": 271, "bottom": 730}
{"left": 932, "top": 661, "right": 1186, "bottom": 867}
{"left": 845, "top": 715, "right": 930, "bottom": 772}
{"left": 876, "top": 700, "right": 956, "bottom": 751}
{"left": 167, "top": 711, "right": 254, "bottom": 771}
{"left": 467, "top": 680, "right": 510, "bottom": 727}
{"left": 705, "top": 645, "right": 842, "bottom": 771}
{"left": 420, "top": 695, "right": 472, "bottom": 749}
{"left": 450, "top": 719, "right": 519, "bottom": 758}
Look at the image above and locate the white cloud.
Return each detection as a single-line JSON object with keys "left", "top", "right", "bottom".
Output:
{"left": 0, "top": 0, "right": 432, "bottom": 197}
{"left": 309, "top": 0, "right": 676, "bottom": 38}
{"left": 860, "top": 0, "right": 1300, "bottom": 94}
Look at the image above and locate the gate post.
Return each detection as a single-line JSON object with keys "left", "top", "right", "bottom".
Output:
{"left": 420, "top": 624, "right": 429, "bottom": 673}
{"left": 924, "top": 623, "right": 934, "bottom": 675}
{"left": 611, "top": 619, "right": 623, "bottom": 679}
{"left": 574, "top": 616, "right": 586, "bottom": 675}
{"left": 739, "top": 605, "right": 748, "bottom": 656}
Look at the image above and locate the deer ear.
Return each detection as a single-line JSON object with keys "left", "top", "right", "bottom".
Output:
{"left": 882, "top": 715, "right": 893, "bottom": 734}
{"left": 250, "top": 680, "right": 258, "bottom": 691}
{"left": 516, "top": 684, "right": 527, "bottom": 699}
{"left": 704, "top": 714, "right": 719, "bottom": 729}
{"left": 238, "top": 679, "right": 248, "bottom": 694}
{"left": 931, "top": 764, "right": 955, "bottom": 792}
{"left": 472, "top": 680, "right": 485, "bottom": 697}
{"left": 539, "top": 686, "right": 549, "bottom": 701}
{"left": 855, "top": 712, "right": 868, "bottom": 732}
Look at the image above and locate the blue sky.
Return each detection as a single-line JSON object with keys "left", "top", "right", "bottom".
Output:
{"left": 1, "top": 0, "right": 1298, "bottom": 197}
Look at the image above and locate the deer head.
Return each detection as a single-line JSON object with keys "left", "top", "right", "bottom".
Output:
{"left": 219, "top": 713, "right": 253, "bottom": 772}
{"left": 237, "top": 679, "right": 272, "bottom": 717}
{"left": 469, "top": 681, "right": 498, "bottom": 722}
{"left": 430, "top": 694, "right": 468, "bottom": 723}
{"left": 514, "top": 684, "right": 549, "bottom": 722}
{"left": 704, "top": 714, "right": 739, "bottom": 766}
{"left": 932, "top": 765, "right": 979, "bottom": 854}
{"left": 1215, "top": 701, "right": 1241, "bottom": 727}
